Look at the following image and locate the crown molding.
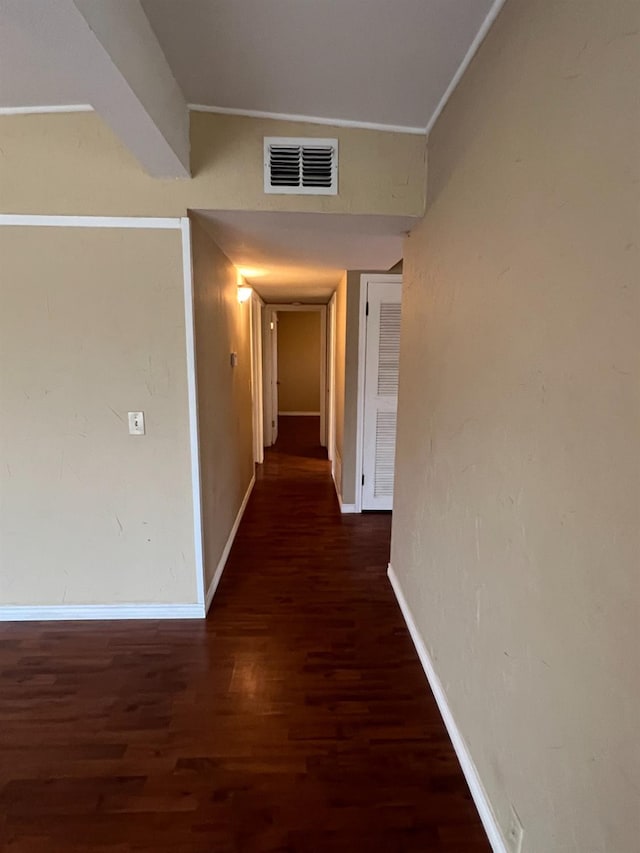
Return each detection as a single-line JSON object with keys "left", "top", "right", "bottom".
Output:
{"left": 0, "top": 104, "right": 93, "bottom": 116}
{"left": 189, "top": 104, "right": 426, "bottom": 136}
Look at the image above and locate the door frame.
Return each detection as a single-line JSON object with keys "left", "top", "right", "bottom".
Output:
{"left": 262, "top": 307, "right": 277, "bottom": 446}
{"left": 249, "top": 290, "right": 265, "bottom": 464}
{"left": 326, "top": 293, "right": 337, "bottom": 464}
{"left": 263, "top": 304, "right": 328, "bottom": 447}
{"left": 354, "top": 273, "right": 403, "bottom": 513}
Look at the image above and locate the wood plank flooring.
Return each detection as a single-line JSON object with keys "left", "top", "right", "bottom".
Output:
{"left": 0, "top": 417, "right": 489, "bottom": 852}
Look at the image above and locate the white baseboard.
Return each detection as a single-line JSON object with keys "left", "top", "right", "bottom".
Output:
{"left": 0, "top": 473, "right": 257, "bottom": 623}
{"left": 205, "top": 473, "right": 256, "bottom": 612}
{"left": 387, "top": 564, "right": 507, "bottom": 853}
{"left": 278, "top": 411, "right": 320, "bottom": 416}
{"left": 0, "top": 603, "right": 204, "bottom": 622}
{"left": 332, "top": 451, "right": 341, "bottom": 495}
{"left": 331, "top": 462, "right": 358, "bottom": 514}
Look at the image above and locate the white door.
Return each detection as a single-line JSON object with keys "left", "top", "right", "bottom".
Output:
{"left": 270, "top": 311, "right": 279, "bottom": 445}
{"left": 361, "top": 281, "right": 402, "bottom": 510}
{"left": 327, "top": 294, "right": 337, "bottom": 463}
{"left": 250, "top": 295, "right": 264, "bottom": 464}
{"left": 262, "top": 309, "right": 278, "bottom": 446}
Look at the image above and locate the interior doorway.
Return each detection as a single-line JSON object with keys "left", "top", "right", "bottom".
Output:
{"left": 249, "top": 290, "right": 265, "bottom": 465}
{"left": 263, "top": 304, "right": 327, "bottom": 449}
{"left": 356, "top": 275, "right": 402, "bottom": 511}
{"left": 326, "top": 292, "right": 337, "bottom": 465}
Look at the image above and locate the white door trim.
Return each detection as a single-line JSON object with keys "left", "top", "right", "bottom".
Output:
{"left": 180, "top": 217, "right": 206, "bottom": 610}
{"left": 355, "top": 273, "right": 403, "bottom": 514}
{"left": 327, "top": 293, "right": 337, "bottom": 465}
{"left": 270, "top": 308, "right": 279, "bottom": 445}
{"left": 249, "top": 291, "right": 265, "bottom": 464}
{"left": 264, "top": 304, "right": 328, "bottom": 447}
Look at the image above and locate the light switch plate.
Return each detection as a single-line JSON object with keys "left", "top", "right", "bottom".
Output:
{"left": 128, "top": 411, "right": 145, "bottom": 435}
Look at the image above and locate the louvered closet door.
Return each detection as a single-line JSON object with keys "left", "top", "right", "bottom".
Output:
{"left": 362, "top": 281, "right": 402, "bottom": 510}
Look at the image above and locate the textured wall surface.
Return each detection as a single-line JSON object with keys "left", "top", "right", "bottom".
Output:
{"left": 391, "top": 0, "right": 640, "bottom": 849}
{"left": 0, "top": 111, "right": 426, "bottom": 217}
{"left": 190, "top": 216, "right": 254, "bottom": 593}
{"left": 0, "top": 226, "right": 196, "bottom": 605}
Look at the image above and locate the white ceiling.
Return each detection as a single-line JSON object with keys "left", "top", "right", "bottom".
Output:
{"left": 0, "top": 1, "right": 497, "bottom": 300}
{"left": 195, "top": 211, "right": 415, "bottom": 302}
{"left": 0, "top": 5, "right": 88, "bottom": 107}
{"left": 1, "top": 0, "right": 497, "bottom": 132}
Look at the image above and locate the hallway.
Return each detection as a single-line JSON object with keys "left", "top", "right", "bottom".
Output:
{"left": 0, "top": 418, "right": 488, "bottom": 852}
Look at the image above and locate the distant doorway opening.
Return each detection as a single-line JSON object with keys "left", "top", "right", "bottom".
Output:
{"left": 263, "top": 304, "right": 327, "bottom": 450}
{"left": 271, "top": 415, "right": 327, "bottom": 462}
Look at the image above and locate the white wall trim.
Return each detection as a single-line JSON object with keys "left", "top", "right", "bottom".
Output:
{"left": 278, "top": 411, "right": 320, "bottom": 416}
{"left": 331, "top": 460, "right": 357, "bottom": 514}
{"left": 0, "top": 603, "right": 204, "bottom": 622}
{"left": 181, "top": 217, "right": 206, "bottom": 610}
{"left": 354, "top": 276, "right": 369, "bottom": 513}
{"left": 249, "top": 292, "right": 265, "bottom": 465}
{"left": 263, "top": 304, "right": 278, "bottom": 447}
{"left": 205, "top": 474, "right": 256, "bottom": 612}
{"left": 0, "top": 104, "right": 94, "bottom": 116}
{"left": 0, "top": 214, "right": 181, "bottom": 229}
{"left": 425, "top": 0, "right": 507, "bottom": 135}
{"left": 327, "top": 292, "right": 337, "bottom": 465}
{"left": 188, "top": 104, "right": 425, "bottom": 136}
{"left": 387, "top": 563, "right": 508, "bottom": 853}
{"left": 332, "top": 449, "right": 341, "bottom": 504}
{"left": 331, "top": 464, "right": 342, "bottom": 507}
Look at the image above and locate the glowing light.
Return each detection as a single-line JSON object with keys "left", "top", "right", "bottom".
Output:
{"left": 237, "top": 267, "right": 267, "bottom": 279}
{"left": 237, "top": 286, "right": 252, "bottom": 304}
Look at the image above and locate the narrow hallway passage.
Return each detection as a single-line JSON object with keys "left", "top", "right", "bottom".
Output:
{"left": 0, "top": 418, "right": 488, "bottom": 852}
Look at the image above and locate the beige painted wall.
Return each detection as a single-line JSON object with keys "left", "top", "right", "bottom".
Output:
{"left": 190, "top": 216, "right": 254, "bottom": 593}
{"left": 0, "top": 111, "right": 426, "bottom": 217}
{"left": 391, "top": 0, "right": 640, "bottom": 850}
{"left": 277, "top": 311, "right": 321, "bottom": 413}
{"left": 0, "top": 226, "right": 196, "bottom": 605}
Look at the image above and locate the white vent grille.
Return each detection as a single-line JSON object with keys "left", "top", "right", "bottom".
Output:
{"left": 264, "top": 137, "right": 338, "bottom": 195}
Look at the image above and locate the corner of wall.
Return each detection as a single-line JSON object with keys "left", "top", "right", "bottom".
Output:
{"left": 190, "top": 215, "right": 256, "bottom": 608}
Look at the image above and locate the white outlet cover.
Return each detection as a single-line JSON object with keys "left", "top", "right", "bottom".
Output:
{"left": 507, "top": 804, "right": 524, "bottom": 853}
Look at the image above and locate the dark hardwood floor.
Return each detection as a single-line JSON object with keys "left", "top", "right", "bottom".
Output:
{"left": 0, "top": 417, "right": 489, "bottom": 852}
